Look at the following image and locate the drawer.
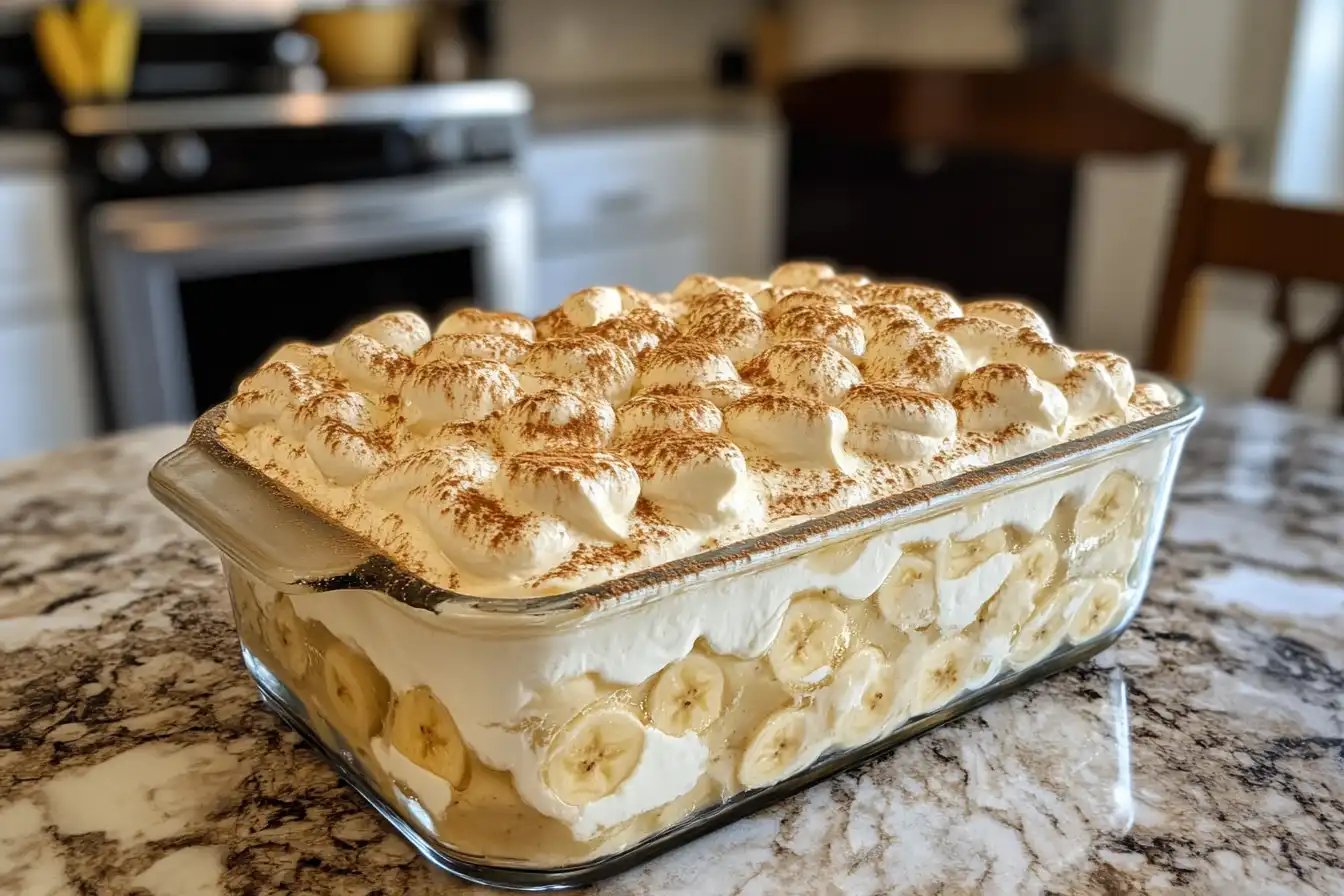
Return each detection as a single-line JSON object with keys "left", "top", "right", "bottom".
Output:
{"left": 0, "top": 176, "right": 76, "bottom": 301}
{"left": 528, "top": 127, "right": 712, "bottom": 244}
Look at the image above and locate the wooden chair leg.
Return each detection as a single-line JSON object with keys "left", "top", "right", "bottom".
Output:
{"left": 1146, "top": 142, "right": 1238, "bottom": 380}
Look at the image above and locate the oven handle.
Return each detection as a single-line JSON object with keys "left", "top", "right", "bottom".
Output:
{"left": 91, "top": 168, "right": 531, "bottom": 251}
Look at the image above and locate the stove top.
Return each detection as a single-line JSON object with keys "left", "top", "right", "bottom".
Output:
{"left": 65, "top": 81, "right": 530, "bottom": 201}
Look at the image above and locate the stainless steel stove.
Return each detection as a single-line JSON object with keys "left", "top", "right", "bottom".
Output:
{"left": 68, "top": 80, "right": 535, "bottom": 429}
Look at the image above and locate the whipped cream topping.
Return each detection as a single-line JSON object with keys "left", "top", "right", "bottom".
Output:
{"left": 221, "top": 264, "right": 1172, "bottom": 597}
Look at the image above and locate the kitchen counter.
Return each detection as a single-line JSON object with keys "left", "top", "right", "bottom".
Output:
{"left": 530, "top": 82, "right": 777, "bottom": 135}
{"left": 1, "top": 403, "right": 1341, "bottom": 895}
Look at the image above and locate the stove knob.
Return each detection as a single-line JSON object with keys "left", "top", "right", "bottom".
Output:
{"left": 162, "top": 133, "right": 210, "bottom": 180}
{"left": 467, "top": 122, "right": 514, "bottom": 160}
{"left": 423, "top": 122, "right": 465, "bottom": 163}
{"left": 98, "top": 136, "right": 150, "bottom": 183}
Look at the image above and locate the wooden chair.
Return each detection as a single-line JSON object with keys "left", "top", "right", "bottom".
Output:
{"left": 1147, "top": 141, "right": 1344, "bottom": 410}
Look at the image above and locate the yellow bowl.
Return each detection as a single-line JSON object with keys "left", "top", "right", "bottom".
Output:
{"left": 299, "top": 5, "right": 422, "bottom": 88}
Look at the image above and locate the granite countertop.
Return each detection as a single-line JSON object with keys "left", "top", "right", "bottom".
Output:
{"left": 1, "top": 402, "right": 1341, "bottom": 895}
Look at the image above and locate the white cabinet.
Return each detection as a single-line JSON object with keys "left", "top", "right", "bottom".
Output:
{"left": 0, "top": 315, "right": 98, "bottom": 460}
{"left": 0, "top": 138, "right": 98, "bottom": 461}
{"left": 527, "top": 120, "right": 783, "bottom": 307}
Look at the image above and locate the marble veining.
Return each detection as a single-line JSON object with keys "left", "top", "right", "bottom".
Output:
{"left": 0, "top": 403, "right": 1341, "bottom": 895}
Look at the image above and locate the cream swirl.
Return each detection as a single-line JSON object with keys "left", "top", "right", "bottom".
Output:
{"left": 840, "top": 384, "right": 957, "bottom": 464}
{"left": 516, "top": 336, "right": 636, "bottom": 404}
{"left": 496, "top": 389, "right": 615, "bottom": 454}
{"left": 614, "top": 394, "right": 722, "bottom": 441}
{"left": 723, "top": 391, "right": 854, "bottom": 472}
{"left": 304, "top": 419, "right": 391, "bottom": 486}
{"left": 277, "top": 389, "right": 381, "bottom": 442}
{"left": 865, "top": 330, "right": 968, "bottom": 396}
{"left": 936, "top": 316, "right": 1023, "bottom": 367}
{"left": 414, "top": 482, "right": 576, "bottom": 583}
{"left": 268, "top": 342, "right": 338, "bottom": 380}
{"left": 589, "top": 317, "right": 662, "bottom": 359}
{"left": 763, "top": 289, "right": 842, "bottom": 325}
{"left": 227, "top": 361, "right": 324, "bottom": 429}
{"left": 500, "top": 451, "right": 640, "bottom": 542}
{"left": 682, "top": 290, "right": 768, "bottom": 363}
{"left": 771, "top": 304, "right": 866, "bottom": 361}
{"left": 436, "top": 308, "right": 536, "bottom": 342}
{"left": 962, "top": 299, "right": 1051, "bottom": 340}
{"left": 355, "top": 311, "right": 432, "bottom": 354}
{"left": 769, "top": 261, "right": 836, "bottom": 289}
{"left": 738, "top": 340, "right": 861, "bottom": 405}
{"left": 991, "top": 332, "right": 1075, "bottom": 382}
{"left": 953, "top": 363, "right": 1068, "bottom": 435}
{"left": 358, "top": 445, "right": 499, "bottom": 509}
{"left": 695, "top": 379, "right": 756, "bottom": 408}
{"left": 623, "top": 432, "right": 760, "bottom": 528}
{"left": 1060, "top": 352, "right": 1135, "bottom": 418}
{"left": 855, "top": 283, "right": 962, "bottom": 325}
{"left": 852, "top": 304, "right": 928, "bottom": 345}
{"left": 672, "top": 273, "right": 736, "bottom": 303}
{"left": 634, "top": 340, "right": 739, "bottom": 394}
{"left": 622, "top": 305, "right": 679, "bottom": 342}
{"left": 332, "top": 334, "right": 414, "bottom": 395}
{"left": 400, "top": 359, "right": 521, "bottom": 429}
{"left": 561, "top": 286, "right": 624, "bottom": 328}
{"left": 414, "top": 333, "right": 531, "bottom": 366}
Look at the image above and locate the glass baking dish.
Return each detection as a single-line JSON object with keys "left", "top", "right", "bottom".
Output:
{"left": 150, "top": 378, "right": 1201, "bottom": 891}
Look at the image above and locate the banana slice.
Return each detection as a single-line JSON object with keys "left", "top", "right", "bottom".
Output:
{"left": 835, "top": 648, "right": 901, "bottom": 747}
{"left": 875, "top": 554, "right": 937, "bottom": 632}
{"left": 1071, "top": 533, "right": 1143, "bottom": 577}
{"left": 987, "top": 537, "right": 1060, "bottom": 639}
{"left": 910, "top": 635, "right": 975, "bottom": 716}
{"left": 738, "top": 708, "right": 811, "bottom": 790}
{"left": 1076, "top": 472, "right": 1140, "bottom": 543}
{"left": 1066, "top": 577, "right": 1127, "bottom": 643}
{"left": 768, "top": 596, "right": 850, "bottom": 688}
{"left": 544, "top": 711, "right": 646, "bottom": 806}
{"left": 226, "top": 565, "right": 264, "bottom": 643}
{"left": 941, "top": 528, "right": 1009, "bottom": 578}
{"left": 265, "top": 596, "right": 311, "bottom": 681}
{"left": 387, "top": 686, "right": 469, "bottom": 789}
{"left": 648, "top": 654, "right": 726, "bottom": 736}
{"left": 963, "top": 621, "right": 1012, "bottom": 690}
{"left": 1009, "top": 598, "right": 1068, "bottom": 668}
{"left": 1014, "top": 537, "right": 1060, "bottom": 592}
{"left": 323, "top": 641, "right": 391, "bottom": 740}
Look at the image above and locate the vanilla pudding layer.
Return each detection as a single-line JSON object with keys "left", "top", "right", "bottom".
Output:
{"left": 230, "top": 434, "right": 1174, "bottom": 862}
{"left": 218, "top": 262, "right": 1173, "bottom": 598}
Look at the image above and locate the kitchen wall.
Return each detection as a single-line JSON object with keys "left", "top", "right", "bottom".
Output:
{"left": 493, "top": 0, "right": 1024, "bottom": 86}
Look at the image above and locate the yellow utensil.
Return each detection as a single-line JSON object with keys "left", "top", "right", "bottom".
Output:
{"left": 34, "top": 5, "right": 94, "bottom": 102}
{"left": 94, "top": 3, "right": 138, "bottom": 100}
{"left": 76, "top": 0, "right": 112, "bottom": 58}
{"left": 33, "top": 1, "right": 138, "bottom": 103}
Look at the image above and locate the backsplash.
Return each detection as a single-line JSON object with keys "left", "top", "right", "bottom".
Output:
{"left": 493, "top": 0, "right": 1024, "bottom": 86}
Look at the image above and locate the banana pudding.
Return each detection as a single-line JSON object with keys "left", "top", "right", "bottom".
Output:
{"left": 159, "top": 261, "right": 1198, "bottom": 878}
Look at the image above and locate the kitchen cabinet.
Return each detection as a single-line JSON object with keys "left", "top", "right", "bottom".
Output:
{"left": 0, "top": 137, "right": 97, "bottom": 461}
{"left": 527, "top": 120, "right": 783, "bottom": 305}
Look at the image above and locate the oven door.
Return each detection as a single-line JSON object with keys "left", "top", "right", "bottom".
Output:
{"left": 89, "top": 167, "right": 534, "bottom": 428}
